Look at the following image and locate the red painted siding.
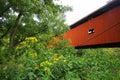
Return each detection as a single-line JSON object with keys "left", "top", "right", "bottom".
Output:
{"left": 64, "top": 6, "right": 120, "bottom": 47}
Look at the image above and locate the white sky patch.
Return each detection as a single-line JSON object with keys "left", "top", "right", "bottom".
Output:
{"left": 22, "top": 23, "right": 26, "bottom": 26}
{"left": 60, "top": 0, "right": 111, "bottom": 25}
{"left": 33, "top": 14, "right": 40, "bottom": 22}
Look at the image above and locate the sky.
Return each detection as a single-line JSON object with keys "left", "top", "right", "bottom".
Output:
{"left": 59, "top": 0, "right": 111, "bottom": 25}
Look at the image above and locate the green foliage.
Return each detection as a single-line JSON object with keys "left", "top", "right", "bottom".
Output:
{"left": 0, "top": 0, "right": 71, "bottom": 47}
{"left": 0, "top": 0, "right": 120, "bottom": 80}
{"left": 1, "top": 39, "right": 120, "bottom": 80}
{"left": 64, "top": 48, "right": 120, "bottom": 80}
{"left": 0, "top": 35, "right": 77, "bottom": 80}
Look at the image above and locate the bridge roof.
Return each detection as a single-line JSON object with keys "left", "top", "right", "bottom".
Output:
{"left": 70, "top": 0, "right": 120, "bottom": 29}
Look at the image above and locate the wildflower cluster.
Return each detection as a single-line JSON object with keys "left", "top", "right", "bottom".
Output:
{"left": 16, "top": 37, "right": 38, "bottom": 49}
{"left": 40, "top": 61, "right": 53, "bottom": 67}
{"left": 28, "top": 52, "right": 37, "bottom": 58}
{"left": 52, "top": 54, "right": 67, "bottom": 63}
{"left": 25, "top": 37, "right": 38, "bottom": 42}
{"left": 39, "top": 61, "right": 52, "bottom": 72}
{"left": 39, "top": 54, "right": 67, "bottom": 73}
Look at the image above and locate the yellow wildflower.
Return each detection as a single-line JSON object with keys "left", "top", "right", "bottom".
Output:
{"left": 45, "top": 61, "right": 53, "bottom": 66}
{"left": 53, "top": 60, "right": 57, "bottom": 64}
{"left": 53, "top": 54, "right": 59, "bottom": 60}
{"left": 63, "top": 60, "right": 67, "bottom": 63}
{"left": 29, "top": 53, "right": 37, "bottom": 58}
{"left": 34, "top": 66, "right": 39, "bottom": 70}
{"left": 20, "top": 41, "right": 26, "bottom": 45}
{"left": 25, "top": 37, "right": 38, "bottom": 42}
{"left": 53, "top": 54, "right": 58, "bottom": 57}
{"left": 53, "top": 54, "right": 64, "bottom": 62}
{"left": 40, "top": 61, "right": 53, "bottom": 67}
{"left": 40, "top": 62, "right": 44, "bottom": 67}
{"left": 44, "top": 67, "right": 50, "bottom": 72}
{"left": 27, "top": 45, "right": 30, "bottom": 48}
{"left": 45, "top": 61, "right": 49, "bottom": 64}
{"left": 58, "top": 55, "right": 64, "bottom": 59}
{"left": 33, "top": 53, "right": 37, "bottom": 57}
{"left": 48, "top": 62, "right": 53, "bottom": 66}
{"left": 16, "top": 46, "right": 20, "bottom": 49}
{"left": 54, "top": 58, "right": 59, "bottom": 61}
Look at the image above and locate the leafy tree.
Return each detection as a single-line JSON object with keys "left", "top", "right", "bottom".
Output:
{"left": 0, "top": 0, "right": 77, "bottom": 80}
{"left": 0, "top": 0, "right": 71, "bottom": 47}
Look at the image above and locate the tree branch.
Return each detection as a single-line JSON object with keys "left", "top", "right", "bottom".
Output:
{"left": 0, "top": 4, "right": 11, "bottom": 17}
{"left": 0, "top": 5, "right": 12, "bottom": 39}
{"left": 0, "top": 26, "right": 11, "bottom": 39}
{"left": 14, "top": 26, "right": 48, "bottom": 47}
{"left": 9, "top": 12, "right": 22, "bottom": 47}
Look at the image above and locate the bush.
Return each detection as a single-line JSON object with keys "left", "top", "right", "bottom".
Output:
{"left": 0, "top": 35, "right": 77, "bottom": 80}
{"left": 0, "top": 35, "right": 120, "bottom": 80}
{"left": 64, "top": 48, "right": 120, "bottom": 80}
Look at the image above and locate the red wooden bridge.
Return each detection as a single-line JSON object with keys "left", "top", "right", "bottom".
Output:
{"left": 64, "top": 0, "right": 120, "bottom": 48}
